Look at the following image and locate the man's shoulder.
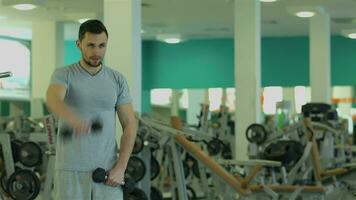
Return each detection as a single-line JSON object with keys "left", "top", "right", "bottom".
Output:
{"left": 54, "top": 63, "right": 80, "bottom": 76}
{"left": 103, "top": 65, "right": 125, "bottom": 79}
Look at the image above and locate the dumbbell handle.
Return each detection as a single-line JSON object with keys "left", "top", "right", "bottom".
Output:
{"left": 62, "top": 119, "right": 102, "bottom": 136}
{"left": 92, "top": 168, "right": 135, "bottom": 193}
{"left": 92, "top": 168, "right": 126, "bottom": 186}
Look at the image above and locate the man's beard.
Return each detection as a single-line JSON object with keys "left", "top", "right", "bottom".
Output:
{"left": 82, "top": 56, "right": 102, "bottom": 68}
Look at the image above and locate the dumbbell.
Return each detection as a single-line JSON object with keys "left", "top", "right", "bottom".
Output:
{"left": 61, "top": 119, "right": 103, "bottom": 139}
{"left": 92, "top": 168, "right": 135, "bottom": 194}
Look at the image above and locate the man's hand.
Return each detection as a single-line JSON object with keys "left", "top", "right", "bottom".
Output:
{"left": 105, "top": 167, "right": 125, "bottom": 187}
{"left": 68, "top": 117, "right": 91, "bottom": 136}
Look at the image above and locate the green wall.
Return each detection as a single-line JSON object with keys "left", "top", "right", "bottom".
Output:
{"left": 63, "top": 36, "right": 356, "bottom": 113}
{"left": 3, "top": 36, "right": 355, "bottom": 116}
{"left": 65, "top": 41, "right": 80, "bottom": 65}
{"left": 331, "top": 36, "right": 356, "bottom": 85}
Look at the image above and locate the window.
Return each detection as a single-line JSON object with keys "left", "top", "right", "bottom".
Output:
{"left": 226, "top": 88, "right": 236, "bottom": 112}
{"left": 150, "top": 89, "right": 172, "bottom": 106}
{"left": 263, "top": 86, "right": 283, "bottom": 115}
{"left": 0, "top": 38, "right": 30, "bottom": 100}
{"left": 294, "top": 86, "right": 311, "bottom": 113}
{"left": 208, "top": 88, "right": 222, "bottom": 111}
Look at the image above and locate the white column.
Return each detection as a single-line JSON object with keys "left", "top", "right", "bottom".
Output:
{"left": 104, "top": 0, "right": 142, "bottom": 113}
{"left": 31, "top": 21, "right": 64, "bottom": 117}
{"left": 310, "top": 12, "right": 331, "bottom": 103}
{"left": 234, "top": 0, "right": 261, "bottom": 160}
{"left": 187, "top": 89, "right": 205, "bottom": 125}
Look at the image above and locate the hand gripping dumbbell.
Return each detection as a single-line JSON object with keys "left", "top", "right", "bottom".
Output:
{"left": 61, "top": 118, "right": 103, "bottom": 139}
{"left": 92, "top": 168, "right": 135, "bottom": 194}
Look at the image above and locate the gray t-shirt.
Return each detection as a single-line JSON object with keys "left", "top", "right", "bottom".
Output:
{"left": 50, "top": 63, "right": 132, "bottom": 171}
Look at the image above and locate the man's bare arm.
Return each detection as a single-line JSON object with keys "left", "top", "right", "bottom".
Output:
{"left": 114, "top": 103, "right": 137, "bottom": 171}
{"left": 46, "top": 84, "right": 89, "bottom": 133}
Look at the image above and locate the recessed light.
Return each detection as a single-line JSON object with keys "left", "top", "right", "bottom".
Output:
{"left": 156, "top": 34, "right": 183, "bottom": 44}
{"left": 295, "top": 11, "right": 315, "bottom": 18}
{"left": 347, "top": 33, "right": 356, "bottom": 39}
{"left": 78, "top": 18, "right": 90, "bottom": 24}
{"left": 260, "top": 0, "right": 277, "bottom": 2}
{"left": 13, "top": 4, "right": 37, "bottom": 11}
{"left": 164, "top": 38, "right": 181, "bottom": 44}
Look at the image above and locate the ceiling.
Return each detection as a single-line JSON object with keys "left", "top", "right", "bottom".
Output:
{"left": 0, "top": 0, "right": 356, "bottom": 40}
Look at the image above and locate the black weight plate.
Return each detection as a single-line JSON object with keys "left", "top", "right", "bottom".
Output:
{"left": 222, "top": 143, "right": 233, "bottom": 159}
{"left": 125, "top": 156, "right": 146, "bottom": 183}
{"left": 245, "top": 123, "right": 267, "bottom": 144}
{"left": 18, "top": 142, "right": 42, "bottom": 167}
{"left": 124, "top": 187, "right": 148, "bottom": 200}
{"left": 207, "top": 139, "right": 223, "bottom": 156}
{"left": 150, "top": 186, "right": 163, "bottom": 200}
{"left": 150, "top": 156, "right": 160, "bottom": 180}
{"left": 1, "top": 166, "right": 26, "bottom": 193}
{"left": 263, "top": 140, "right": 304, "bottom": 169}
{"left": 132, "top": 135, "right": 144, "bottom": 154}
{"left": 7, "top": 169, "right": 40, "bottom": 200}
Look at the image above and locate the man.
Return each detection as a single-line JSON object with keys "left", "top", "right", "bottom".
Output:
{"left": 46, "top": 19, "right": 137, "bottom": 200}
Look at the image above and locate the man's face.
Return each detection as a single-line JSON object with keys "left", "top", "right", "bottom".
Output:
{"left": 76, "top": 32, "right": 108, "bottom": 68}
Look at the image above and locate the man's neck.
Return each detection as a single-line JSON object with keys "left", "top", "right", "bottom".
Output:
{"left": 79, "top": 60, "right": 102, "bottom": 75}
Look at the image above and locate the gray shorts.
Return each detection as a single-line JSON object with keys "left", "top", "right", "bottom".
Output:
{"left": 54, "top": 170, "right": 123, "bottom": 200}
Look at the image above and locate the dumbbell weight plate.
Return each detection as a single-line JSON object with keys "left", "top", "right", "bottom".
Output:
{"left": 132, "top": 135, "right": 144, "bottom": 154}
{"left": 221, "top": 143, "right": 233, "bottom": 159}
{"left": 125, "top": 156, "right": 146, "bottom": 183}
{"left": 150, "top": 156, "right": 160, "bottom": 180}
{"left": 245, "top": 123, "right": 267, "bottom": 144}
{"left": 150, "top": 187, "right": 163, "bottom": 200}
{"left": 207, "top": 139, "right": 224, "bottom": 156}
{"left": 0, "top": 166, "right": 21, "bottom": 193}
{"left": 7, "top": 169, "right": 40, "bottom": 200}
{"left": 18, "top": 142, "right": 42, "bottom": 167}
{"left": 124, "top": 187, "right": 148, "bottom": 200}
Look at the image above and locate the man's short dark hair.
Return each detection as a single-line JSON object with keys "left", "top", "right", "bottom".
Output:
{"left": 78, "top": 19, "right": 108, "bottom": 41}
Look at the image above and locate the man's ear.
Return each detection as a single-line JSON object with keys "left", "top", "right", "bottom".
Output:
{"left": 76, "top": 40, "right": 80, "bottom": 49}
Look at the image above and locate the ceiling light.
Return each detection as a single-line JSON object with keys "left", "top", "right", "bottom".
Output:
{"left": 78, "top": 18, "right": 90, "bottom": 24}
{"left": 156, "top": 34, "right": 183, "bottom": 44}
{"left": 341, "top": 29, "right": 356, "bottom": 39}
{"left": 12, "top": 4, "right": 36, "bottom": 10}
{"left": 260, "top": 0, "right": 277, "bottom": 2}
{"left": 347, "top": 33, "right": 356, "bottom": 39}
{"left": 164, "top": 38, "right": 181, "bottom": 44}
{"left": 295, "top": 11, "right": 315, "bottom": 18}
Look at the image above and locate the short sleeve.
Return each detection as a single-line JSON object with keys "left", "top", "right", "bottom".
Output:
{"left": 116, "top": 74, "right": 132, "bottom": 106}
{"left": 50, "top": 68, "right": 68, "bottom": 88}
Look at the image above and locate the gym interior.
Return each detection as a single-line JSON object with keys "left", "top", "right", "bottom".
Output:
{"left": 1, "top": 0, "right": 356, "bottom": 199}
